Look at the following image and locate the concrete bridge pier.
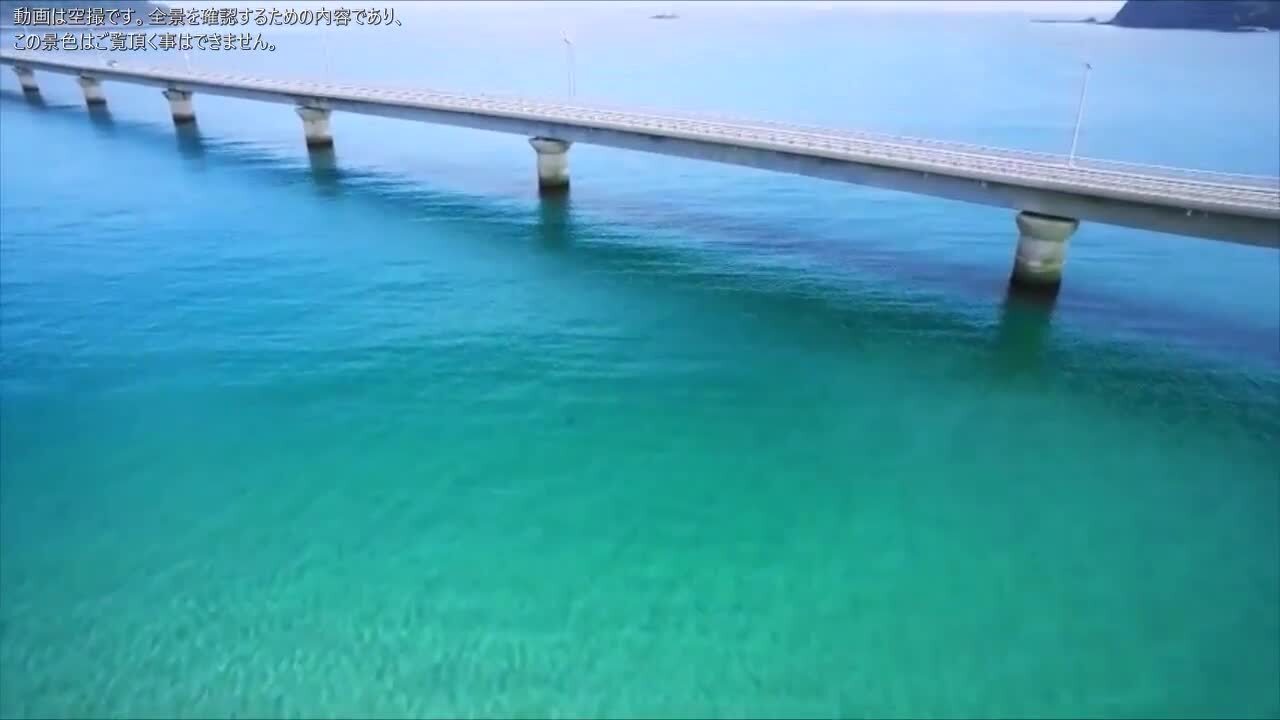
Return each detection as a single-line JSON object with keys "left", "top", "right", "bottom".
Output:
{"left": 529, "top": 137, "right": 571, "bottom": 194}
{"left": 1010, "top": 210, "right": 1078, "bottom": 297}
{"left": 76, "top": 75, "right": 105, "bottom": 106}
{"left": 295, "top": 106, "right": 333, "bottom": 149}
{"left": 163, "top": 88, "right": 195, "bottom": 124}
{"left": 12, "top": 65, "right": 38, "bottom": 93}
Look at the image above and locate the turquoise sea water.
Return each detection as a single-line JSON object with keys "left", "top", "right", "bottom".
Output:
{"left": 1, "top": 5, "right": 1278, "bottom": 718}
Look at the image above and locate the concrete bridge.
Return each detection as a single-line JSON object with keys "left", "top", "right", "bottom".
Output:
{"left": 3, "top": 49, "right": 1277, "bottom": 296}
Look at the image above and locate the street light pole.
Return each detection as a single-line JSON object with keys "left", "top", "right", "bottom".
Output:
{"left": 1068, "top": 62, "right": 1091, "bottom": 168}
{"left": 561, "top": 29, "right": 575, "bottom": 99}
{"left": 321, "top": 25, "right": 332, "bottom": 81}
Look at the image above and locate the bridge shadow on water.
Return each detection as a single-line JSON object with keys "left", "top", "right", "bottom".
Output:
{"left": 86, "top": 103, "right": 114, "bottom": 134}
{"left": 992, "top": 293, "right": 1058, "bottom": 379}
{"left": 174, "top": 121, "right": 206, "bottom": 160}
{"left": 535, "top": 193, "right": 574, "bottom": 251}
{"left": 16, "top": 87, "right": 44, "bottom": 107}
{"left": 2, "top": 90, "right": 1276, "bottom": 423}
{"left": 306, "top": 146, "right": 343, "bottom": 197}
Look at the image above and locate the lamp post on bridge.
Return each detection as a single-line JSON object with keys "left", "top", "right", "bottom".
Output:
{"left": 321, "top": 23, "right": 332, "bottom": 81}
{"left": 1068, "top": 61, "right": 1091, "bottom": 168}
{"left": 561, "top": 29, "right": 575, "bottom": 99}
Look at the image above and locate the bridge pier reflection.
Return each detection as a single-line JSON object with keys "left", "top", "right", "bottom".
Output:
{"left": 536, "top": 193, "right": 573, "bottom": 250}
{"left": 991, "top": 291, "right": 1057, "bottom": 379}
{"left": 174, "top": 121, "right": 205, "bottom": 160}
{"left": 16, "top": 86, "right": 46, "bottom": 107}
{"left": 307, "top": 146, "right": 342, "bottom": 196}
{"left": 85, "top": 103, "right": 114, "bottom": 134}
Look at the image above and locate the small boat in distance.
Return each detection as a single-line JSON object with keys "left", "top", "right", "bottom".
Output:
{"left": 650, "top": 12, "right": 679, "bottom": 20}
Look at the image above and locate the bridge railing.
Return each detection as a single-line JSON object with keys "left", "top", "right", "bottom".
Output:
{"left": 320, "top": 81, "right": 1280, "bottom": 193}
{"left": 410, "top": 85, "right": 1280, "bottom": 191}
{"left": 386, "top": 77, "right": 1277, "bottom": 190}
{"left": 542, "top": 101, "right": 1280, "bottom": 191}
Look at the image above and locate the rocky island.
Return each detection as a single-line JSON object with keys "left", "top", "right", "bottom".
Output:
{"left": 1109, "top": 0, "right": 1279, "bottom": 31}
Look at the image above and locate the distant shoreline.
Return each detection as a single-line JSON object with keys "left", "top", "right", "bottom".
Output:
{"left": 1030, "top": 18, "right": 1099, "bottom": 25}
{"left": 1031, "top": 17, "right": 1277, "bottom": 32}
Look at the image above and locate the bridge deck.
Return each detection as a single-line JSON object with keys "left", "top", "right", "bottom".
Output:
{"left": 3, "top": 50, "right": 1278, "bottom": 247}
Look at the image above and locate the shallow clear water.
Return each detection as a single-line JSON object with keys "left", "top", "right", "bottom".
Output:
{"left": 1, "top": 5, "right": 1278, "bottom": 718}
